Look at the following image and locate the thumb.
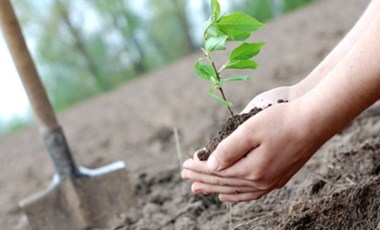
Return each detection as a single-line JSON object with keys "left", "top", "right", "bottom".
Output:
{"left": 207, "top": 123, "right": 259, "bottom": 171}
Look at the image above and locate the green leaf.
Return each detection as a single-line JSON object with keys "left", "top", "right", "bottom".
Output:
{"left": 230, "top": 42, "right": 265, "bottom": 61}
{"left": 195, "top": 59, "right": 217, "bottom": 81}
{"left": 218, "top": 12, "right": 264, "bottom": 41}
{"left": 205, "top": 35, "right": 228, "bottom": 52}
{"left": 210, "top": 0, "right": 221, "bottom": 21}
{"left": 227, "top": 31, "right": 251, "bottom": 41}
{"left": 209, "top": 87, "right": 233, "bottom": 107}
{"left": 225, "top": 60, "right": 259, "bottom": 69}
{"left": 218, "top": 12, "right": 264, "bottom": 32}
{"left": 204, "top": 20, "right": 222, "bottom": 39}
{"left": 204, "top": 17, "right": 213, "bottom": 35}
{"left": 222, "top": 75, "right": 251, "bottom": 82}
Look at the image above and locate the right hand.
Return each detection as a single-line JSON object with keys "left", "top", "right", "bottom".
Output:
{"left": 182, "top": 98, "right": 326, "bottom": 202}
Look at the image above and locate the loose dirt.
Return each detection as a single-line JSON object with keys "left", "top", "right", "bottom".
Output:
{"left": 1, "top": 0, "right": 378, "bottom": 229}
{"left": 197, "top": 107, "right": 262, "bottom": 161}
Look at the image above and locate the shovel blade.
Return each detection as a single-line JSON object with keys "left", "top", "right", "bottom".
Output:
{"left": 20, "top": 162, "right": 136, "bottom": 230}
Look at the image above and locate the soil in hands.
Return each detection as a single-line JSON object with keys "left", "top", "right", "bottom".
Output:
{"left": 197, "top": 107, "right": 262, "bottom": 161}
{"left": 197, "top": 99, "right": 287, "bottom": 161}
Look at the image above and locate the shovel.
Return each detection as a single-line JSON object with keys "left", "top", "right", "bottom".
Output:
{"left": 0, "top": 1, "right": 135, "bottom": 229}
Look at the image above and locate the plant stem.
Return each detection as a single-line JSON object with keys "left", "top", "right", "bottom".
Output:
{"left": 206, "top": 53, "right": 235, "bottom": 118}
{"left": 218, "top": 86, "right": 235, "bottom": 117}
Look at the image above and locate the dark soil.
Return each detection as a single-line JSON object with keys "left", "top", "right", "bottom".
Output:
{"left": 197, "top": 107, "right": 262, "bottom": 161}
{"left": 197, "top": 99, "right": 288, "bottom": 161}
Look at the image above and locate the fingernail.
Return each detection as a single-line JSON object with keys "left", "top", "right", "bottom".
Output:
{"left": 207, "top": 155, "right": 220, "bottom": 171}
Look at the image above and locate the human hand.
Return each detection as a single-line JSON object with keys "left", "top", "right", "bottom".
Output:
{"left": 182, "top": 99, "right": 325, "bottom": 202}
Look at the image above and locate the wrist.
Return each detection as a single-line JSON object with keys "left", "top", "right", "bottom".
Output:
{"left": 293, "top": 92, "right": 340, "bottom": 146}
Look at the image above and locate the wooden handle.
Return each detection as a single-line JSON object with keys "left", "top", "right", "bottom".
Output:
{"left": 0, "top": 0, "right": 59, "bottom": 132}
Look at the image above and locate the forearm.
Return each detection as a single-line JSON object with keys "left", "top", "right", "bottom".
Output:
{"left": 291, "top": 0, "right": 380, "bottom": 99}
{"left": 302, "top": 13, "right": 380, "bottom": 142}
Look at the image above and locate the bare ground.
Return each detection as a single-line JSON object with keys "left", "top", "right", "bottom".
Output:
{"left": 1, "top": 0, "right": 379, "bottom": 229}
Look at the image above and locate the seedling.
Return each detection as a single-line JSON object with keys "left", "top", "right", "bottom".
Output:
{"left": 195, "top": 0, "right": 265, "bottom": 117}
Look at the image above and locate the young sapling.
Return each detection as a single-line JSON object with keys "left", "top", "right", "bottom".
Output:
{"left": 194, "top": 0, "right": 266, "bottom": 161}
{"left": 195, "top": 0, "right": 265, "bottom": 118}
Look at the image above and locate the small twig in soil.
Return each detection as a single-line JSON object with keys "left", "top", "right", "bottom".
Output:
{"left": 344, "top": 177, "right": 356, "bottom": 185}
{"left": 227, "top": 202, "right": 233, "bottom": 230}
{"left": 173, "top": 127, "right": 184, "bottom": 172}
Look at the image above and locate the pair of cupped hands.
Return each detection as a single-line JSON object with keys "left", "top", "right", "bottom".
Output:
{"left": 181, "top": 86, "right": 325, "bottom": 202}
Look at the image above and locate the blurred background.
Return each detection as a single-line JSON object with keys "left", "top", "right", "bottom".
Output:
{"left": 0, "top": 0, "right": 318, "bottom": 136}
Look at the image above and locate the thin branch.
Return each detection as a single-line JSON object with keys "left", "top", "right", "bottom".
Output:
{"left": 206, "top": 53, "right": 235, "bottom": 117}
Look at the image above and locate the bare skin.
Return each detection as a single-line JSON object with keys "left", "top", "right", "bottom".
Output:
{"left": 182, "top": 0, "right": 380, "bottom": 202}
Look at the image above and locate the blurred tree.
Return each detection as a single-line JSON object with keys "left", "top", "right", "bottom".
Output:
{"left": 89, "top": 0, "right": 148, "bottom": 75}
{"left": 33, "top": 1, "right": 104, "bottom": 109}
{"left": 15, "top": 0, "right": 137, "bottom": 110}
{"left": 171, "top": 0, "right": 196, "bottom": 51}
{"left": 148, "top": 0, "right": 196, "bottom": 62}
{"left": 233, "top": 0, "right": 275, "bottom": 22}
{"left": 55, "top": 0, "right": 109, "bottom": 91}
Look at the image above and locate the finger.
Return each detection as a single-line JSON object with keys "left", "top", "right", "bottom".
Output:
{"left": 214, "top": 146, "right": 265, "bottom": 178}
{"left": 207, "top": 120, "right": 260, "bottom": 172}
{"left": 181, "top": 168, "right": 255, "bottom": 187}
{"left": 183, "top": 158, "right": 212, "bottom": 174}
{"left": 184, "top": 156, "right": 256, "bottom": 179}
{"left": 191, "top": 182, "right": 261, "bottom": 194}
{"left": 219, "top": 191, "right": 268, "bottom": 202}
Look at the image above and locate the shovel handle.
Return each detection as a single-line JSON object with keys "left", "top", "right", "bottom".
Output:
{"left": 0, "top": 1, "right": 79, "bottom": 177}
{"left": 0, "top": 0, "right": 58, "bottom": 132}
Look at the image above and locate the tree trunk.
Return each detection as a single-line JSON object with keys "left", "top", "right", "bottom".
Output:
{"left": 172, "top": 0, "right": 197, "bottom": 52}
{"left": 118, "top": 1, "right": 147, "bottom": 74}
{"left": 55, "top": 0, "right": 109, "bottom": 91}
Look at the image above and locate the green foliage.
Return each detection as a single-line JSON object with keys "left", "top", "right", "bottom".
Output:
{"left": 209, "top": 87, "right": 232, "bottom": 107}
{"left": 195, "top": 60, "right": 217, "bottom": 82}
{"left": 205, "top": 35, "right": 229, "bottom": 52}
{"left": 218, "top": 12, "right": 264, "bottom": 39}
{"left": 234, "top": 0, "right": 275, "bottom": 22}
{"left": 225, "top": 59, "right": 259, "bottom": 70}
{"left": 230, "top": 42, "right": 265, "bottom": 61}
{"left": 149, "top": 0, "right": 195, "bottom": 62}
{"left": 195, "top": 0, "right": 265, "bottom": 115}
{"left": 222, "top": 75, "right": 251, "bottom": 82}
{"left": 282, "top": 0, "right": 318, "bottom": 12}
